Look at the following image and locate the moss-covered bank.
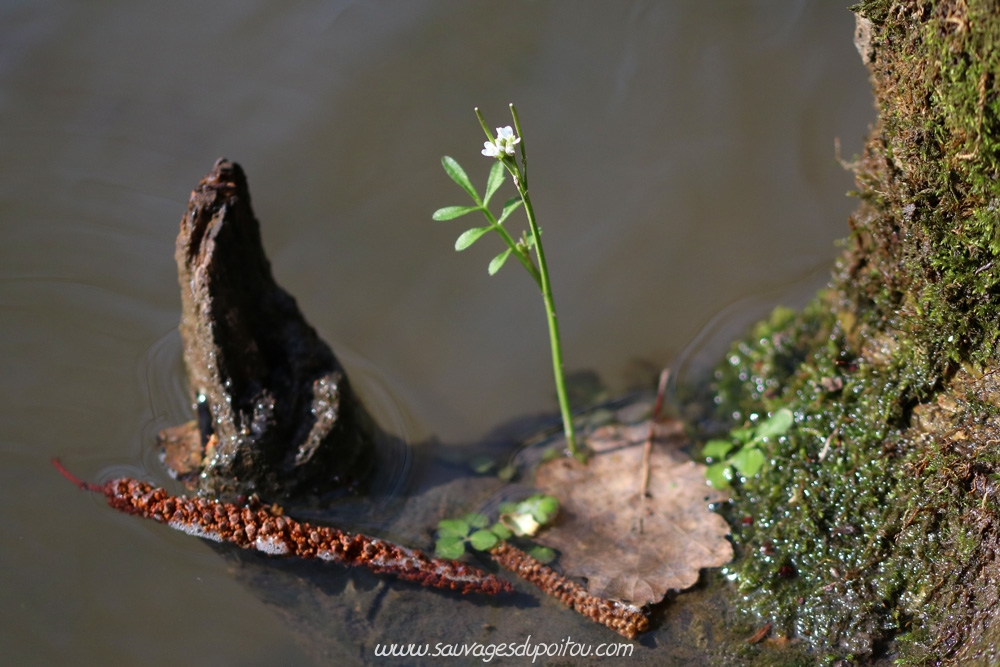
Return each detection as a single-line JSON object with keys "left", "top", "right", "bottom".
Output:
{"left": 713, "top": 1, "right": 1000, "bottom": 663}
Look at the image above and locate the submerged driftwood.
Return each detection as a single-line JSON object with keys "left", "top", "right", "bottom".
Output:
{"left": 160, "top": 159, "right": 376, "bottom": 500}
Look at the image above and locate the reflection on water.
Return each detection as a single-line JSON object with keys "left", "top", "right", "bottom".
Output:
{"left": 0, "top": 2, "right": 872, "bottom": 665}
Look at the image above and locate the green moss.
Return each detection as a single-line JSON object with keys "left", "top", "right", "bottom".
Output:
{"left": 715, "top": 297, "right": 908, "bottom": 655}
{"left": 710, "top": 7, "right": 1000, "bottom": 658}
{"left": 841, "top": 0, "right": 1000, "bottom": 373}
{"left": 715, "top": 296, "right": 1000, "bottom": 661}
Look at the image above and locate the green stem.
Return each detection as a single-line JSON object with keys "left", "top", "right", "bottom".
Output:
{"left": 480, "top": 205, "right": 541, "bottom": 289}
{"left": 474, "top": 107, "right": 494, "bottom": 143}
{"left": 513, "top": 166, "right": 579, "bottom": 458}
{"left": 509, "top": 103, "right": 527, "bottom": 187}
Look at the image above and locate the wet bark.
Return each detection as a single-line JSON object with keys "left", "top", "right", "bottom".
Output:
{"left": 160, "top": 159, "right": 375, "bottom": 501}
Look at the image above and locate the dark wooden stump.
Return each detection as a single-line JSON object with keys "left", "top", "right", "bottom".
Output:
{"left": 161, "top": 158, "right": 375, "bottom": 500}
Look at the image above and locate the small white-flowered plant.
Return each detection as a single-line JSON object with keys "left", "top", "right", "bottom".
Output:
{"left": 433, "top": 104, "right": 581, "bottom": 459}
{"left": 482, "top": 126, "right": 521, "bottom": 158}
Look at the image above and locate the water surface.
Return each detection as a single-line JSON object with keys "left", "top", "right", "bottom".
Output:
{"left": 0, "top": 2, "right": 873, "bottom": 664}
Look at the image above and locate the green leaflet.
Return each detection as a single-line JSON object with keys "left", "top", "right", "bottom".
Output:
{"left": 433, "top": 205, "right": 479, "bottom": 221}
{"left": 488, "top": 248, "right": 512, "bottom": 275}
{"left": 441, "top": 156, "right": 480, "bottom": 204}
{"left": 455, "top": 226, "right": 491, "bottom": 251}
{"left": 435, "top": 535, "right": 466, "bottom": 560}
{"left": 497, "top": 197, "right": 523, "bottom": 226}
{"left": 483, "top": 160, "right": 505, "bottom": 205}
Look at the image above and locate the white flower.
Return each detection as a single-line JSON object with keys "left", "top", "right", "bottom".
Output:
{"left": 482, "top": 125, "right": 521, "bottom": 159}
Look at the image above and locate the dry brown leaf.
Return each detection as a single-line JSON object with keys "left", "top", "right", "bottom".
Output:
{"left": 533, "top": 420, "right": 733, "bottom": 607}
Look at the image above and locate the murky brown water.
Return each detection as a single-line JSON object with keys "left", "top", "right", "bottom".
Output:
{"left": 1, "top": 2, "right": 873, "bottom": 665}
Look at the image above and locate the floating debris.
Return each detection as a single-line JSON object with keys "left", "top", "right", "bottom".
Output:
{"left": 747, "top": 622, "right": 772, "bottom": 645}
{"left": 489, "top": 540, "right": 648, "bottom": 639}
{"left": 532, "top": 419, "right": 732, "bottom": 608}
{"left": 52, "top": 459, "right": 511, "bottom": 596}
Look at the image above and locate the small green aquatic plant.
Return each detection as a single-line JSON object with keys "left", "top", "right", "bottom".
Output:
{"left": 434, "top": 494, "right": 558, "bottom": 563}
{"left": 433, "top": 104, "right": 579, "bottom": 459}
{"left": 701, "top": 408, "right": 793, "bottom": 489}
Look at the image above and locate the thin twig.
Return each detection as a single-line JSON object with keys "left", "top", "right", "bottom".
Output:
{"left": 489, "top": 541, "right": 648, "bottom": 639}
{"left": 747, "top": 622, "right": 772, "bottom": 644}
{"left": 52, "top": 459, "right": 511, "bottom": 596}
{"left": 818, "top": 426, "right": 840, "bottom": 462}
{"left": 638, "top": 369, "right": 670, "bottom": 534}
